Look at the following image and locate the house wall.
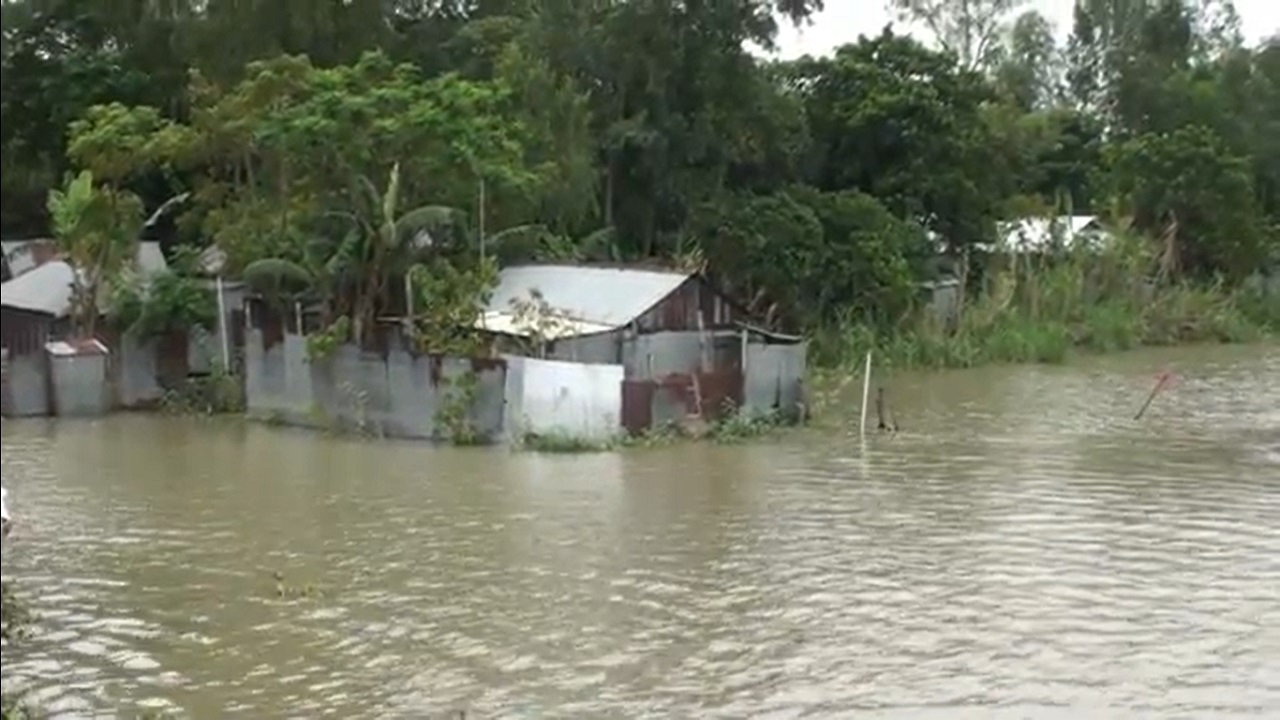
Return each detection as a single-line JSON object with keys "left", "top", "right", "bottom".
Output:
{"left": 545, "top": 329, "right": 742, "bottom": 378}
{"left": 503, "top": 356, "right": 623, "bottom": 441}
{"left": 632, "top": 276, "right": 742, "bottom": 333}
{"left": 115, "top": 334, "right": 165, "bottom": 408}
{"left": 0, "top": 349, "right": 8, "bottom": 415}
{"left": 547, "top": 332, "right": 623, "bottom": 365}
{"left": 1, "top": 308, "right": 55, "bottom": 357}
{"left": 743, "top": 341, "right": 809, "bottom": 420}
{"left": 49, "top": 352, "right": 110, "bottom": 417}
{"left": 245, "top": 331, "right": 313, "bottom": 421}
{"left": 0, "top": 309, "right": 55, "bottom": 417}
{"left": 622, "top": 330, "right": 745, "bottom": 379}
{"left": 243, "top": 329, "right": 507, "bottom": 441}
{"left": 3, "top": 352, "right": 48, "bottom": 417}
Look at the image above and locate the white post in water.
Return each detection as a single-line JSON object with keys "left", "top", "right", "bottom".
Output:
{"left": 216, "top": 275, "right": 230, "bottom": 370}
{"left": 859, "top": 351, "right": 873, "bottom": 436}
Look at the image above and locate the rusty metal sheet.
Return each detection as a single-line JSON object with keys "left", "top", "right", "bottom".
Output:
{"left": 621, "top": 380, "right": 655, "bottom": 435}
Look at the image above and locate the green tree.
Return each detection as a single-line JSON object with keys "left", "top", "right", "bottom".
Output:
{"left": 0, "top": 4, "right": 159, "bottom": 236}
{"left": 694, "top": 187, "right": 928, "bottom": 329}
{"left": 795, "top": 32, "right": 1003, "bottom": 249}
{"left": 46, "top": 170, "right": 145, "bottom": 336}
{"left": 1108, "top": 125, "right": 1268, "bottom": 279}
{"left": 891, "top": 0, "right": 1029, "bottom": 71}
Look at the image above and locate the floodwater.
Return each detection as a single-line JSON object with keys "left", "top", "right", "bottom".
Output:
{"left": 1, "top": 344, "right": 1277, "bottom": 719}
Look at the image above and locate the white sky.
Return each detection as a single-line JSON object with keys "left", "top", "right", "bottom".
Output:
{"left": 771, "top": 0, "right": 1280, "bottom": 59}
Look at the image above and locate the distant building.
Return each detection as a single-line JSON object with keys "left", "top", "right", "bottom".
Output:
{"left": 0, "top": 242, "right": 171, "bottom": 417}
{"left": 986, "top": 216, "right": 1112, "bottom": 254}
{"left": 478, "top": 264, "right": 808, "bottom": 432}
{"left": 479, "top": 264, "right": 747, "bottom": 366}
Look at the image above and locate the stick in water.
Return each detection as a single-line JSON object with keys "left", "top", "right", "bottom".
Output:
{"left": 1134, "top": 371, "right": 1174, "bottom": 421}
{"left": 859, "top": 351, "right": 873, "bottom": 436}
{"left": 876, "top": 387, "right": 899, "bottom": 433}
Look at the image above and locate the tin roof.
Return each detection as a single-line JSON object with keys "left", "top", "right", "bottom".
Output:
{"left": 987, "top": 216, "right": 1109, "bottom": 253}
{"left": 1, "top": 240, "right": 167, "bottom": 280}
{"left": 1, "top": 260, "right": 77, "bottom": 317}
{"left": 2, "top": 239, "right": 53, "bottom": 278}
{"left": 45, "top": 338, "right": 109, "bottom": 356}
{"left": 480, "top": 264, "right": 693, "bottom": 339}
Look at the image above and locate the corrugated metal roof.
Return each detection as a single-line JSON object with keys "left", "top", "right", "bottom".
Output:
{"left": 2, "top": 239, "right": 51, "bottom": 278}
{"left": 45, "top": 338, "right": 109, "bottom": 356}
{"left": 987, "top": 216, "right": 1108, "bottom": 253}
{"left": 482, "top": 265, "right": 692, "bottom": 338}
{"left": 0, "top": 240, "right": 167, "bottom": 279}
{"left": 0, "top": 260, "right": 77, "bottom": 317}
{"left": 477, "top": 310, "right": 614, "bottom": 340}
{"left": 199, "top": 245, "right": 228, "bottom": 275}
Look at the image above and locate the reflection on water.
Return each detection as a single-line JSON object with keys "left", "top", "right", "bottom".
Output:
{"left": 2, "top": 344, "right": 1278, "bottom": 718}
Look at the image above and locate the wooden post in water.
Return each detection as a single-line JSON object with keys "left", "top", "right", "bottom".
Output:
{"left": 1134, "top": 371, "right": 1174, "bottom": 420}
{"left": 859, "top": 351, "right": 872, "bottom": 437}
{"left": 216, "top": 275, "right": 230, "bottom": 370}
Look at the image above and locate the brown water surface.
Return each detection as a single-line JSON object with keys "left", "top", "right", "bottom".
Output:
{"left": 2, "top": 344, "right": 1278, "bottom": 718}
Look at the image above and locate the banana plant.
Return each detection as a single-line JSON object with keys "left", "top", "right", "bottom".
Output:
{"left": 46, "top": 170, "right": 144, "bottom": 337}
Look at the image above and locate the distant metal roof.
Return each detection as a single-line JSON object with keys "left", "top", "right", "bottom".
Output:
{"left": 46, "top": 338, "right": 109, "bottom": 356}
{"left": 2, "top": 239, "right": 53, "bottom": 278}
{"left": 0, "top": 240, "right": 167, "bottom": 280}
{"left": 481, "top": 265, "right": 693, "bottom": 339}
{"left": 477, "top": 310, "right": 613, "bottom": 340}
{"left": 987, "top": 216, "right": 1109, "bottom": 253}
{"left": 198, "top": 245, "right": 228, "bottom": 275}
{"left": 1, "top": 260, "right": 77, "bottom": 317}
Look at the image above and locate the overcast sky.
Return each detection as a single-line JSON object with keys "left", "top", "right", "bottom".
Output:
{"left": 771, "top": 0, "right": 1280, "bottom": 59}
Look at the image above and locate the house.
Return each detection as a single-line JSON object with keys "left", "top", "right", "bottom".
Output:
{"left": 986, "top": 216, "right": 1111, "bottom": 254}
{"left": 1, "top": 260, "right": 78, "bottom": 416}
{"left": 479, "top": 264, "right": 744, "bottom": 367}
{"left": 0, "top": 242, "right": 172, "bottom": 417}
{"left": 478, "top": 264, "right": 808, "bottom": 432}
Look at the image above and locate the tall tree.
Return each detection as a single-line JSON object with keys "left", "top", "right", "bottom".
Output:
{"left": 889, "top": 0, "right": 1028, "bottom": 70}
{"left": 796, "top": 32, "right": 1003, "bottom": 249}
{"left": 993, "top": 10, "right": 1062, "bottom": 109}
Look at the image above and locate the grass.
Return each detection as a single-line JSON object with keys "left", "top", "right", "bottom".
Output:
{"left": 516, "top": 407, "right": 791, "bottom": 454}
{"left": 158, "top": 369, "right": 245, "bottom": 415}
{"left": 811, "top": 238, "right": 1279, "bottom": 372}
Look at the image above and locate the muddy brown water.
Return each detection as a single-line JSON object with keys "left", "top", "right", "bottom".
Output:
{"left": 2, "top": 344, "right": 1277, "bottom": 719}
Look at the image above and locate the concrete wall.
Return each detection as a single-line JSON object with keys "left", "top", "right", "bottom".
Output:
{"left": 49, "top": 353, "right": 110, "bottom": 417}
{"left": 504, "top": 356, "right": 623, "bottom": 441}
{"left": 4, "top": 353, "right": 49, "bottom": 417}
{"left": 743, "top": 341, "right": 809, "bottom": 420}
{"left": 0, "top": 349, "right": 9, "bottom": 416}
{"left": 115, "top": 334, "right": 164, "bottom": 407}
{"left": 245, "top": 331, "right": 313, "bottom": 422}
{"left": 244, "top": 330, "right": 507, "bottom": 441}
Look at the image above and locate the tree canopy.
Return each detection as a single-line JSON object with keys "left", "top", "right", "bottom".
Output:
{"left": 2, "top": 0, "right": 1275, "bottom": 335}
